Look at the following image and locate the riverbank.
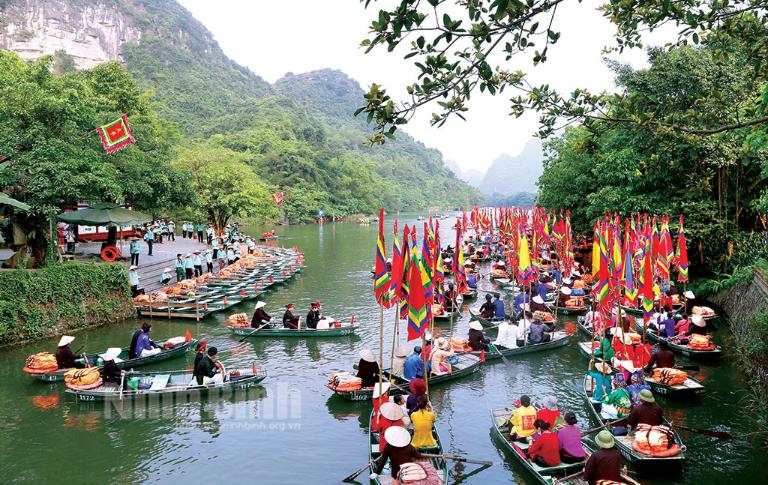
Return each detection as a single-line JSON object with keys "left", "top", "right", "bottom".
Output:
{"left": 710, "top": 267, "right": 768, "bottom": 428}
{"left": 0, "top": 262, "right": 133, "bottom": 346}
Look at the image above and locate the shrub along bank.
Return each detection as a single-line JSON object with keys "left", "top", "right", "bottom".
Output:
{"left": 0, "top": 263, "right": 134, "bottom": 345}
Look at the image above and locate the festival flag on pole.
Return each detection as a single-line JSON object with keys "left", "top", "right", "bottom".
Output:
{"left": 591, "top": 221, "right": 601, "bottom": 280}
{"left": 271, "top": 192, "right": 285, "bottom": 206}
{"left": 595, "top": 228, "right": 611, "bottom": 309}
{"left": 516, "top": 232, "right": 535, "bottom": 286}
{"left": 622, "top": 242, "right": 637, "bottom": 303}
{"left": 676, "top": 215, "right": 689, "bottom": 283}
{"left": 373, "top": 208, "right": 391, "bottom": 305}
{"left": 407, "top": 242, "right": 428, "bottom": 341}
{"left": 640, "top": 239, "right": 655, "bottom": 320}
{"left": 389, "top": 220, "right": 406, "bottom": 303}
{"left": 96, "top": 114, "right": 136, "bottom": 153}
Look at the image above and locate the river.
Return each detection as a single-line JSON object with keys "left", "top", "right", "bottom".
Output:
{"left": 0, "top": 215, "right": 764, "bottom": 484}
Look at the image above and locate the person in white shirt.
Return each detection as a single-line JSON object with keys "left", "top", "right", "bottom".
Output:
{"left": 493, "top": 319, "right": 518, "bottom": 349}
{"left": 516, "top": 313, "right": 532, "bottom": 346}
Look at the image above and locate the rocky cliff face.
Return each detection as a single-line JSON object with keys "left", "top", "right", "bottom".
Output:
{"left": 0, "top": 0, "right": 141, "bottom": 68}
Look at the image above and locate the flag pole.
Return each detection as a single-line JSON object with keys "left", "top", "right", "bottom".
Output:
{"left": 378, "top": 302, "right": 384, "bottom": 410}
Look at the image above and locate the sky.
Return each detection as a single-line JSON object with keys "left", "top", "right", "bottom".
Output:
{"left": 177, "top": 0, "right": 671, "bottom": 173}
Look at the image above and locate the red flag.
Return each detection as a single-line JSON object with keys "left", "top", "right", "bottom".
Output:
{"left": 373, "top": 208, "right": 391, "bottom": 304}
{"left": 96, "top": 114, "right": 136, "bottom": 153}
{"left": 184, "top": 329, "right": 192, "bottom": 342}
{"left": 272, "top": 192, "right": 285, "bottom": 206}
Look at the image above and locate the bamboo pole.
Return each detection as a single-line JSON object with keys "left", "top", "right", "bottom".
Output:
{"left": 378, "top": 303, "right": 384, "bottom": 410}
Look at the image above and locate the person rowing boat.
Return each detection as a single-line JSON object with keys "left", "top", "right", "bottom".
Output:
{"left": 468, "top": 321, "right": 490, "bottom": 351}
{"left": 356, "top": 349, "right": 380, "bottom": 388}
{"left": 56, "top": 336, "right": 85, "bottom": 369}
{"left": 370, "top": 426, "right": 426, "bottom": 482}
{"left": 306, "top": 301, "right": 322, "bottom": 329}
{"left": 282, "top": 303, "right": 300, "bottom": 329}
{"left": 193, "top": 346, "right": 223, "bottom": 385}
{"left": 251, "top": 301, "right": 272, "bottom": 328}
{"left": 584, "top": 430, "right": 623, "bottom": 484}
{"left": 100, "top": 347, "right": 123, "bottom": 385}
{"left": 479, "top": 294, "right": 495, "bottom": 319}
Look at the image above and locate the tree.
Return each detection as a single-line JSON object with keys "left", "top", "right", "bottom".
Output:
{"left": 357, "top": 0, "right": 768, "bottom": 142}
{"left": 0, "top": 52, "right": 189, "bottom": 265}
{"left": 173, "top": 144, "right": 278, "bottom": 231}
{"left": 537, "top": 46, "right": 768, "bottom": 273}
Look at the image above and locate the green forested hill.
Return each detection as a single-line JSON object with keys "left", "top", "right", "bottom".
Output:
{"left": 114, "top": 1, "right": 481, "bottom": 220}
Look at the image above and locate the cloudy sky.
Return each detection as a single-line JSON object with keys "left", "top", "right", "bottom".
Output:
{"left": 178, "top": 0, "right": 670, "bottom": 173}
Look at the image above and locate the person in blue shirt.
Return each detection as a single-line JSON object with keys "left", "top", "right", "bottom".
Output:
{"left": 588, "top": 360, "right": 614, "bottom": 402}
{"left": 128, "top": 265, "right": 142, "bottom": 297}
{"left": 183, "top": 253, "right": 194, "bottom": 279}
{"left": 129, "top": 237, "right": 141, "bottom": 266}
{"left": 160, "top": 267, "right": 172, "bottom": 285}
{"left": 174, "top": 253, "right": 185, "bottom": 282}
{"left": 493, "top": 293, "right": 508, "bottom": 319}
{"left": 167, "top": 221, "right": 176, "bottom": 241}
{"left": 552, "top": 268, "right": 562, "bottom": 285}
{"left": 196, "top": 223, "right": 204, "bottom": 243}
{"left": 192, "top": 251, "right": 203, "bottom": 277}
{"left": 403, "top": 347, "right": 424, "bottom": 380}
{"left": 211, "top": 236, "right": 220, "bottom": 260}
{"left": 131, "top": 322, "right": 161, "bottom": 358}
{"left": 467, "top": 272, "right": 478, "bottom": 289}
{"left": 513, "top": 292, "right": 529, "bottom": 315}
{"left": 143, "top": 227, "right": 154, "bottom": 256}
{"left": 205, "top": 249, "right": 214, "bottom": 273}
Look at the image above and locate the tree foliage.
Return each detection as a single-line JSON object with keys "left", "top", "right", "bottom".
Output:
{"left": 173, "top": 144, "right": 277, "bottom": 230}
{"left": 538, "top": 46, "right": 768, "bottom": 274}
{"left": 357, "top": 0, "right": 768, "bottom": 142}
{"left": 0, "top": 52, "right": 189, "bottom": 263}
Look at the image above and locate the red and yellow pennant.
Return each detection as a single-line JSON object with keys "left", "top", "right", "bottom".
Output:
{"left": 96, "top": 114, "right": 136, "bottom": 153}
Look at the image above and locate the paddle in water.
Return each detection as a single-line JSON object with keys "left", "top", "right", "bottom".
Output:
{"left": 420, "top": 453, "right": 493, "bottom": 465}
{"left": 489, "top": 342, "right": 513, "bottom": 367}
{"left": 669, "top": 421, "right": 733, "bottom": 440}
{"left": 239, "top": 321, "right": 271, "bottom": 342}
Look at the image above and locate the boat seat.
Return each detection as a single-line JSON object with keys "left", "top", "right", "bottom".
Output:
{"left": 530, "top": 459, "right": 585, "bottom": 473}
{"left": 149, "top": 374, "right": 171, "bottom": 390}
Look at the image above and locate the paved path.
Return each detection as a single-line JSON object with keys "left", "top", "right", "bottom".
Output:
{"left": 72, "top": 236, "right": 208, "bottom": 293}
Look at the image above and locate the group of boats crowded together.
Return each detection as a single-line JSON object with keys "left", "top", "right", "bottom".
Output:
{"left": 328, "top": 218, "right": 721, "bottom": 485}
{"left": 19, "top": 209, "right": 723, "bottom": 484}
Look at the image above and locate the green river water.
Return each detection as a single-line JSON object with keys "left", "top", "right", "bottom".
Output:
{"left": 0, "top": 215, "right": 764, "bottom": 484}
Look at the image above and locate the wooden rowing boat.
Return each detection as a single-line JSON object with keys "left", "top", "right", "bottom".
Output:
{"left": 326, "top": 379, "right": 407, "bottom": 402}
{"left": 491, "top": 407, "right": 586, "bottom": 483}
{"left": 461, "top": 288, "right": 478, "bottom": 301}
{"left": 576, "top": 342, "right": 705, "bottom": 398}
{"left": 228, "top": 322, "right": 357, "bottom": 338}
{"left": 492, "top": 277, "right": 518, "bottom": 290}
{"left": 547, "top": 304, "right": 588, "bottom": 315}
{"left": 368, "top": 412, "right": 448, "bottom": 485}
{"left": 582, "top": 374, "right": 686, "bottom": 465}
{"left": 24, "top": 338, "right": 198, "bottom": 383}
{"left": 66, "top": 367, "right": 267, "bottom": 401}
{"left": 467, "top": 332, "right": 571, "bottom": 362}
{"left": 566, "top": 441, "right": 641, "bottom": 485}
{"left": 384, "top": 353, "right": 481, "bottom": 387}
{"left": 468, "top": 308, "right": 505, "bottom": 329}
{"left": 633, "top": 320, "right": 722, "bottom": 361}
{"left": 432, "top": 295, "right": 464, "bottom": 322}
{"left": 575, "top": 317, "right": 593, "bottom": 337}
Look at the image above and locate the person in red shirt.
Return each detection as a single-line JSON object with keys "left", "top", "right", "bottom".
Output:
{"left": 536, "top": 395, "right": 562, "bottom": 430}
{"left": 527, "top": 419, "right": 561, "bottom": 467}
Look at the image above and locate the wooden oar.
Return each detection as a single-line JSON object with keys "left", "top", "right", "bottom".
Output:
{"left": 238, "top": 321, "right": 271, "bottom": 342}
{"left": 489, "top": 342, "right": 513, "bottom": 367}
{"left": 119, "top": 370, "right": 125, "bottom": 401}
{"left": 670, "top": 422, "right": 732, "bottom": 440}
{"left": 342, "top": 462, "right": 372, "bottom": 482}
{"left": 581, "top": 417, "right": 627, "bottom": 436}
{"left": 554, "top": 469, "right": 585, "bottom": 483}
{"left": 421, "top": 453, "right": 493, "bottom": 465}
